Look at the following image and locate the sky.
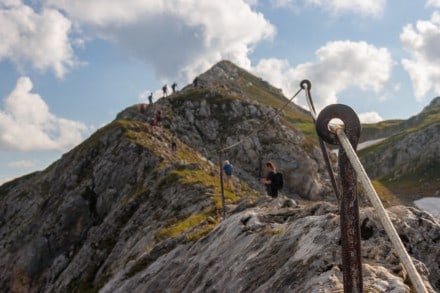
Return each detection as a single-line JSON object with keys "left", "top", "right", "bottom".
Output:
{"left": 1, "top": 0, "right": 440, "bottom": 184}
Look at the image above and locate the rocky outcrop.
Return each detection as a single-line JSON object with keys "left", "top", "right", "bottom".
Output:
{"left": 118, "top": 61, "right": 332, "bottom": 200}
{"left": 359, "top": 96, "right": 440, "bottom": 197}
{"left": 361, "top": 123, "right": 439, "bottom": 178}
{"left": 164, "top": 96, "right": 329, "bottom": 200}
{"left": 101, "top": 201, "right": 439, "bottom": 292}
{"left": 360, "top": 123, "right": 440, "bottom": 195}
{"left": 0, "top": 120, "right": 252, "bottom": 292}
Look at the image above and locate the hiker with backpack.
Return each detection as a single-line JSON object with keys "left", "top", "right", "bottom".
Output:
{"left": 171, "top": 82, "right": 177, "bottom": 93}
{"left": 260, "top": 161, "right": 283, "bottom": 198}
{"left": 223, "top": 160, "right": 233, "bottom": 189}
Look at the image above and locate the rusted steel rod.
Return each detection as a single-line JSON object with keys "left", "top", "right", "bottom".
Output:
{"left": 316, "top": 104, "right": 363, "bottom": 293}
{"left": 332, "top": 126, "right": 428, "bottom": 293}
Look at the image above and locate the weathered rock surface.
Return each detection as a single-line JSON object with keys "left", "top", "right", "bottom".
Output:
{"left": 101, "top": 202, "right": 439, "bottom": 293}
{"left": 0, "top": 120, "right": 243, "bottom": 292}
{"left": 359, "top": 96, "right": 440, "bottom": 196}
{"left": 362, "top": 123, "right": 440, "bottom": 195}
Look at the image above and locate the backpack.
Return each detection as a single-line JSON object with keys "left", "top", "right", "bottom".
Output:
{"left": 273, "top": 172, "right": 283, "bottom": 190}
{"left": 224, "top": 164, "right": 233, "bottom": 176}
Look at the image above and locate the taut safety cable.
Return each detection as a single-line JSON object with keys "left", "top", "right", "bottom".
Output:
{"left": 300, "top": 80, "right": 341, "bottom": 202}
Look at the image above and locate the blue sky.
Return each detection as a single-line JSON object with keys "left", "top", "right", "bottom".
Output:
{"left": 1, "top": 0, "right": 440, "bottom": 184}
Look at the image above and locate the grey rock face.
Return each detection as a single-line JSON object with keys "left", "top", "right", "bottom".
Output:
{"left": 0, "top": 122, "right": 224, "bottom": 292}
{"left": 361, "top": 123, "right": 440, "bottom": 179}
{"left": 152, "top": 95, "right": 331, "bottom": 200}
{"left": 101, "top": 202, "right": 439, "bottom": 293}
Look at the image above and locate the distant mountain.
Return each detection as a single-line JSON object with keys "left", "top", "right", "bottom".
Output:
{"left": 359, "top": 97, "right": 440, "bottom": 201}
{"left": 0, "top": 61, "right": 438, "bottom": 292}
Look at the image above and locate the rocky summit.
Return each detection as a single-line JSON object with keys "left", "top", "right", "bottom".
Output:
{"left": 0, "top": 61, "right": 439, "bottom": 292}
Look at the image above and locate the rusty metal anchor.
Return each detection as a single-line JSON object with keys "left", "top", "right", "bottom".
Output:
{"left": 316, "top": 104, "right": 363, "bottom": 293}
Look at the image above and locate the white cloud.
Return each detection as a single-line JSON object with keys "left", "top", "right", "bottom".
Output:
{"left": 44, "top": 0, "right": 275, "bottom": 82}
{"left": 0, "top": 1, "right": 76, "bottom": 78}
{"left": 0, "top": 77, "right": 88, "bottom": 151}
{"left": 244, "top": 0, "right": 259, "bottom": 6}
{"left": 7, "top": 160, "right": 37, "bottom": 169}
{"left": 426, "top": 0, "right": 440, "bottom": 8}
{"left": 253, "top": 41, "right": 393, "bottom": 110}
{"left": 271, "top": 0, "right": 296, "bottom": 8}
{"left": 358, "top": 111, "right": 383, "bottom": 123}
{"left": 401, "top": 12, "right": 440, "bottom": 101}
{"left": 271, "top": 0, "right": 386, "bottom": 17}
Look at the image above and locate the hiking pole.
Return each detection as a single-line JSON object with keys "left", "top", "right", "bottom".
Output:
{"left": 218, "top": 152, "right": 226, "bottom": 219}
{"left": 316, "top": 104, "right": 363, "bottom": 293}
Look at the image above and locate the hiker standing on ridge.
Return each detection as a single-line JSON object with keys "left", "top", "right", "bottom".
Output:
{"left": 171, "top": 82, "right": 177, "bottom": 93}
{"left": 148, "top": 92, "right": 153, "bottom": 105}
{"left": 162, "top": 84, "right": 168, "bottom": 97}
{"left": 223, "top": 160, "right": 233, "bottom": 189}
{"left": 260, "top": 161, "right": 281, "bottom": 198}
{"left": 155, "top": 110, "right": 162, "bottom": 125}
{"left": 171, "top": 134, "right": 177, "bottom": 152}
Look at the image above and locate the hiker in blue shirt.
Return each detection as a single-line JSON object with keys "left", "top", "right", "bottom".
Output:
{"left": 223, "top": 160, "right": 233, "bottom": 189}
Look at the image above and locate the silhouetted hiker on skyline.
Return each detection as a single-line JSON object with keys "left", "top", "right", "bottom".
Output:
{"left": 148, "top": 92, "right": 153, "bottom": 105}
{"left": 171, "top": 82, "right": 177, "bottom": 93}
{"left": 162, "top": 85, "right": 168, "bottom": 97}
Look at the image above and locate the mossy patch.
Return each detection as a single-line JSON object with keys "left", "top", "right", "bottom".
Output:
{"left": 369, "top": 180, "right": 400, "bottom": 207}
{"left": 155, "top": 208, "right": 213, "bottom": 241}
{"left": 379, "top": 160, "right": 440, "bottom": 199}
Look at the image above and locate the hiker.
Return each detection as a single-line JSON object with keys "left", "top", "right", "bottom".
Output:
{"left": 223, "top": 160, "right": 233, "bottom": 189}
{"left": 260, "top": 161, "right": 280, "bottom": 198}
{"left": 171, "top": 135, "right": 177, "bottom": 152}
{"left": 162, "top": 84, "right": 168, "bottom": 97}
{"left": 171, "top": 82, "right": 177, "bottom": 93}
{"left": 139, "top": 103, "right": 147, "bottom": 114}
{"left": 144, "top": 117, "right": 153, "bottom": 133}
{"left": 148, "top": 92, "right": 153, "bottom": 105}
{"left": 155, "top": 110, "right": 162, "bottom": 125}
